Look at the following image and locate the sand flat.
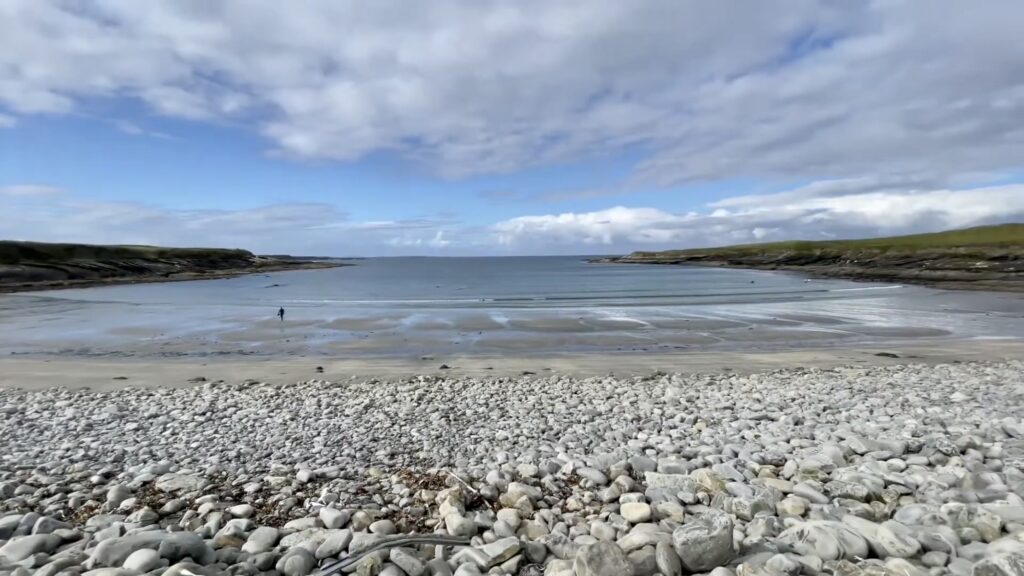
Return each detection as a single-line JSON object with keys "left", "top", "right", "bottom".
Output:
{"left": 2, "top": 338, "right": 1021, "bottom": 391}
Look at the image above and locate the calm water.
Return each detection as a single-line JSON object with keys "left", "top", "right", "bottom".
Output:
{"left": 2, "top": 257, "right": 1022, "bottom": 357}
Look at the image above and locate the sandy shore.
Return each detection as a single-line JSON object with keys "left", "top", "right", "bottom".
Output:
{"left": 1, "top": 338, "right": 1022, "bottom": 391}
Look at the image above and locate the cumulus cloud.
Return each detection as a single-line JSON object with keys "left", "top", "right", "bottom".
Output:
{"left": 0, "top": 187, "right": 458, "bottom": 256}
{"left": 2, "top": 1, "right": 1022, "bottom": 185}
{"left": 3, "top": 180, "right": 1022, "bottom": 255}
{"left": 492, "top": 184, "right": 1024, "bottom": 253}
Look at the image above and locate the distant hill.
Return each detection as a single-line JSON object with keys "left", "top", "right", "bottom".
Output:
{"left": 595, "top": 224, "right": 1024, "bottom": 291}
{"left": 0, "top": 241, "right": 341, "bottom": 292}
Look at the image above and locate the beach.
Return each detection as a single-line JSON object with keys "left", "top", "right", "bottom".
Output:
{"left": 2, "top": 353, "right": 1024, "bottom": 575}
{"left": 0, "top": 339, "right": 1022, "bottom": 392}
{"left": 1, "top": 262, "right": 1024, "bottom": 575}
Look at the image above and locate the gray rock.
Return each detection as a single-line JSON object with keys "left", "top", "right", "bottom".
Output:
{"left": 630, "top": 456, "right": 657, "bottom": 473}
{"left": 242, "top": 526, "right": 280, "bottom": 554}
{"left": 32, "top": 516, "right": 70, "bottom": 535}
{"left": 85, "top": 568, "right": 145, "bottom": 576}
{"left": 315, "top": 529, "right": 352, "bottom": 559}
{"left": 672, "top": 512, "right": 734, "bottom": 572}
{"left": 628, "top": 545, "right": 658, "bottom": 576}
{"left": 35, "top": 557, "right": 85, "bottom": 576}
{"left": 0, "top": 534, "right": 61, "bottom": 562}
{"left": 283, "top": 517, "right": 321, "bottom": 531}
{"left": 573, "top": 541, "right": 635, "bottom": 576}
{"left": 777, "top": 520, "right": 868, "bottom": 561}
{"left": 390, "top": 547, "right": 426, "bottom": 576}
{"left": 445, "top": 513, "right": 476, "bottom": 537}
{"left": 154, "top": 474, "right": 207, "bottom": 493}
{"left": 577, "top": 467, "right": 609, "bottom": 486}
{"left": 161, "top": 562, "right": 220, "bottom": 576}
{"left": 643, "top": 472, "right": 696, "bottom": 493}
{"left": 320, "top": 507, "right": 350, "bottom": 529}
{"left": 106, "top": 485, "right": 132, "bottom": 507}
{"left": 227, "top": 504, "right": 254, "bottom": 519}
{"left": 972, "top": 553, "right": 1024, "bottom": 576}
{"left": 620, "top": 502, "right": 652, "bottom": 524}
{"left": 276, "top": 548, "right": 316, "bottom": 576}
{"left": 453, "top": 564, "right": 482, "bottom": 576}
{"left": 0, "top": 514, "right": 22, "bottom": 540}
{"left": 89, "top": 532, "right": 204, "bottom": 568}
{"left": 618, "top": 528, "right": 671, "bottom": 553}
{"left": 158, "top": 533, "right": 214, "bottom": 564}
{"left": 454, "top": 537, "right": 520, "bottom": 569}
{"left": 369, "top": 519, "right": 396, "bottom": 535}
{"left": 655, "top": 541, "right": 682, "bottom": 576}
{"left": 349, "top": 532, "right": 383, "bottom": 554}
{"left": 842, "top": 516, "right": 920, "bottom": 558}
{"left": 247, "top": 551, "right": 280, "bottom": 571}
{"left": 125, "top": 507, "right": 159, "bottom": 525}
{"left": 123, "top": 548, "right": 161, "bottom": 572}
{"left": 280, "top": 527, "right": 329, "bottom": 551}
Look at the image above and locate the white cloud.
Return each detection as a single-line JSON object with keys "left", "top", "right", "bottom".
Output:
{"left": 1, "top": 1, "right": 1021, "bottom": 186}
{"left": 0, "top": 187, "right": 457, "bottom": 256}
{"left": 492, "top": 184, "right": 1024, "bottom": 252}
{"left": 114, "top": 120, "right": 177, "bottom": 141}
{"left": 3, "top": 180, "right": 1022, "bottom": 255}
{"left": 387, "top": 231, "right": 453, "bottom": 248}
{"left": 0, "top": 113, "right": 15, "bottom": 128}
{"left": 495, "top": 206, "right": 698, "bottom": 247}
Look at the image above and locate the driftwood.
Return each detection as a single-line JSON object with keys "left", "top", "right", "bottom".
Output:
{"left": 313, "top": 534, "right": 471, "bottom": 576}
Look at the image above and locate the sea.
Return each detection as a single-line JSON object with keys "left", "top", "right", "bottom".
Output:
{"left": 1, "top": 257, "right": 1022, "bottom": 357}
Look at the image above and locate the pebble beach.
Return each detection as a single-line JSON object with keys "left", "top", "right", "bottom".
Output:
{"left": 2, "top": 360, "right": 1024, "bottom": 575}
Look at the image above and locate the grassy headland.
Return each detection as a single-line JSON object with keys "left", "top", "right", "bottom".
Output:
{"left": 0, "top": 241, "right": 344, "bottom": 293}
{"left": 594, "top": 224, "right": 1024, "bottom": 291}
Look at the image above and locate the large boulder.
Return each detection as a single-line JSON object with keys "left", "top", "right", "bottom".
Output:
{"left": 972, "top": 553, "right": 1024, "bottom": 576}
{"left": 89, "top": 532, "right": 210, "bottom": 567}
{"left": 573, "top": 542, "right": 635, "bottom": 576}
{"left": 672, "top": 512, "right": 734, "bottom": 572}
{"left": 0, "top": 534, "right": 61, "bottom": 562}
{"left": 154, "top": 473, "right": 208, "bottom": 493}
{"left": 777, "top": 520, "right": 869, "bottom": 561}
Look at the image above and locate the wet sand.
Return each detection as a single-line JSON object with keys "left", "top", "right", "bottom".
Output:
{"left": 9, "top": 291, "right": 1022, "bottom": 359}
{"left": 1, "top": 338, "right": 1021, "bottom": 391}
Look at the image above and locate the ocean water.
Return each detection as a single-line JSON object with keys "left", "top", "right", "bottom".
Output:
{"left": 2, "top": 257, "right": 1022, "bottom": 357}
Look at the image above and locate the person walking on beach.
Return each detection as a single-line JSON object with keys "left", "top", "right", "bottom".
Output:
{"left": 277, "top": 307, "right": 285, "bottom": 321}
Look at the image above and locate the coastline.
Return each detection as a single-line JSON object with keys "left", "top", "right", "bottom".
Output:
{"left": 0, "top": 260, "right": 346, "bottom": 294}
{"left": 593, "top": 259, "right": 1024, "bottom": 292}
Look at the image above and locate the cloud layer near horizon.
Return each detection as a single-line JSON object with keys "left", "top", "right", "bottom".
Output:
{"left": 4, "top": 182, "right": 1022, "bottom": 255}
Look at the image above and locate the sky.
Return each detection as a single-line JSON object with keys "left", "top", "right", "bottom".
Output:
{"left": 1, "top": 1, "right": 1024, "bottom": 256}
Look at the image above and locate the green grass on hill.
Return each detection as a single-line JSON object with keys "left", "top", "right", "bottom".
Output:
{"left": 0, "top": 241, "right": 253, "bottom": 266}
{"left": 630, "top": 224, "right": 1024, "bottom": 258}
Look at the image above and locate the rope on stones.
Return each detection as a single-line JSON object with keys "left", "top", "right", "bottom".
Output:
{"left": 313, "top": 534, "right": 472, "bottom": 576}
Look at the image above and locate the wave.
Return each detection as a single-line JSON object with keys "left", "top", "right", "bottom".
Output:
{"left": 828, "top": 285, "right": 903, "bottom": 292}
{"left": 279, "top": 286, "right": 888, "bottom": 306}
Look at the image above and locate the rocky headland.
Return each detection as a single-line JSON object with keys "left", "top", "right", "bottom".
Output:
{"left": 595, "top": 224, "right": 1024, "bottom": 292}
{"left": 2, "top": 361, "right": 1024, "bottom": 575}
{"left": 0, "top": 241, "right": 344, "bottom": 293}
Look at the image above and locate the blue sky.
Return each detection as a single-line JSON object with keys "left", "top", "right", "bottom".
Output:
{"left": 2, "top": 1, "right": 1023, "bottom": 255}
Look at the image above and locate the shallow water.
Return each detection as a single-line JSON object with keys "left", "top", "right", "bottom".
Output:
{"left": 1, "top": 257, "right": 1022, "bottom": 357}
